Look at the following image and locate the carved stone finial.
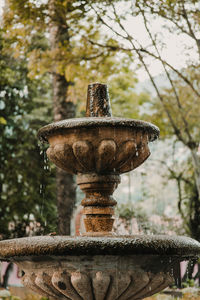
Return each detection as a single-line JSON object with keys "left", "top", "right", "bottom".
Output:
{"left": 86, "top": 83, "right": 112, "bottom": 117}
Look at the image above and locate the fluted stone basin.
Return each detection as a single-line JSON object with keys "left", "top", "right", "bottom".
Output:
{"left": 0, "top": 235, "right": 200, "bottom": 299}
{"left": 38, "top": 117, "right": 159, "bottom": 175}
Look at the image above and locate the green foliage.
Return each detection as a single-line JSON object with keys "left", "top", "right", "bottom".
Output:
{"left": 182, "top": 279, "right": 195, "bottom": 288}
{"left": 2, "top": 0, "right": 146, "bottom": 238}
{"left": 139, "top": 77, "right": 200, "bottom": 143}
{"left": 4, "top": 0, "right": 140, "bottom": 117}
{"left": 177, "top": 158, "right": 200, "bottom": 241}
{"left": 109, "top": 72, "right": 150, "bottom": 119}
{"left": 116, "top": 203, "right": 148, "bottom": 223}
{"left": 3, "top": 294, "right": 48, "bottom": 300}
{"left": 0, "top": 30, "right": 57, "bottom": 239}
{"left": 116, "top": 203, "right": 136, "bottom": 220}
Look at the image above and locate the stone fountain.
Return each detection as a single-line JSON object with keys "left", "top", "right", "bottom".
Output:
{"left": 0, "top": 83, "right": 200, "bottom": 300}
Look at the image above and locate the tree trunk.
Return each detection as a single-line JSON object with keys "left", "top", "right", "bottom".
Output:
{"left": 191, "top": 149, "right": 200, "bottom": 201}
{"left": 49, "top": 1, "right": 76, "bottom": 235}
{"left": 52, "top": 74, "right": 76, "bottom": 235}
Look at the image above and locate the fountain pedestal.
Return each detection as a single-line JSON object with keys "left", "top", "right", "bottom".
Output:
{"left": 77, "top": 173, "right": 120, "bottom": 235}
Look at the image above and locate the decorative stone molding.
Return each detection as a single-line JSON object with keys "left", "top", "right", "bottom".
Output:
{"left": 1, "top": 236, "right": 200, "bottom": 300}
{"left": 77, "top": 173, "right": 120, "bottom": 235}
{"left": 21, "top": 270, "right": 173, "bottom": 300}
{"left": 18, "top": 255, "right": 174, "bottom": 300}
{"left": 46, "top": 138, "right": 150, "bottom": 175}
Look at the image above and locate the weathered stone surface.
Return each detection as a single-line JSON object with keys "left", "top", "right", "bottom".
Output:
{"left": 43, "top": 128, "right": 151, "bottom": 234}
{"left": 38, "top": 117, "right": 159, "bottom": 143}
{"left": 86, "top": 83, "right": 112, "bottom": 118}
{"left": 77, "top": 174, "right": 120, "bottom": 234}
{"left": 5, "top": 254, "right": 176, "bottom": 300}
{"left": 0, "top": 235, "right": 200, "bottom": 259}
{"left": 45, "top": 133, "right": 151, "bottom": 175}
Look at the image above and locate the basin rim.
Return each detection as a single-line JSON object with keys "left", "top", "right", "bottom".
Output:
{"left": 0, "top": 235, "right": 200, "bottom": 260}
{"left": 38, "top": 117, "right": 160, "bottom": 143}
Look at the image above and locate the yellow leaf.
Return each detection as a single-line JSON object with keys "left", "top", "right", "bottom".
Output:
{"left": 0, "top": 117, "right": 7, "bottom": 125}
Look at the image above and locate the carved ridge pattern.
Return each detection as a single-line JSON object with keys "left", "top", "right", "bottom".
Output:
{"left": 47, "top": 139, "right": 149, "bottom": 174}
{"left": 22, "top": 270, "right": 173, "bottom": 300}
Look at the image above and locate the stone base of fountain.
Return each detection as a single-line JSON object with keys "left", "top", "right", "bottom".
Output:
{"left": 20, "top": 255, "right": 173, "bottom": 300}
{"left": 0, "top": 235, "right": 200, "bottom": 300}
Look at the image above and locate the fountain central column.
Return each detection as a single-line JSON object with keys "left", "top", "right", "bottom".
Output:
{"left": 77, "top": 173, "right": 120, "bottom": 236}
{"left": 78, "top": 83, "right": 120, "bottom": 236}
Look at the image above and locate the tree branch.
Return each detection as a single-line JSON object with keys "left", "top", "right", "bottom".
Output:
{"left": 91, "top": 2, "right": 196, "bottom": 146}
{"left": 138, "top": 48, "right": 200, "bottom": 98}
{"left": 181, "top": 2, "right": 200, "bottom": 58}
{"left": 139, "top": 6, "right": 195, "bottom": 147}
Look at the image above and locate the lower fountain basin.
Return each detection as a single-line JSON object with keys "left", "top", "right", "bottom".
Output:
{"left": 0, "top": 235, "right": 200, "bottom": 300}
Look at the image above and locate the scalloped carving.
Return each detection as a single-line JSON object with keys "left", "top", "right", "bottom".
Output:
{"left": 46, "top": 144, "right": 82, "bottom": 174}
{"left": 92, "top": 271, "right": 110, "bottom": 300}
{"left": 46, "top": 137, "right": 150, "bottom": 175}
{"left": 117, "top": 270, "right": 149, "bottom": 300}
{"left": 22, "top": 273, "right": 49, "bottom": 298}
{"left": 106, "top": 272, "right": 132, "bottom": 300}
{"left": 118, "top": 142, "right": 150, "bottom": 173}
{"left": 96, "top": 140, "right": 116, "bottom": 173}
{"left": 35, "top": 272, "right": 62, "bottom": 298}
{"left": 46, "top": 146, "right": 66, "bottom": 171}
{"left": 52, "top": 271, "right": 82, "bottom": 300}
{"left": 21, "top": 268, "right": 173, "bottom": 300}
{"left": 73, "top": 141, "right": 94, "bottom": 171}
{"left": 112, "top": 140, "right": 136, "bottom": 171}
{"left": 71, "top": 272, "right": 94, "bottom": 300}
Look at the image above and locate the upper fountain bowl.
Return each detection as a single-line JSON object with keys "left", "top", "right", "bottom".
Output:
{"left": 38, "top": 83, "right": 159, "bottom": 175}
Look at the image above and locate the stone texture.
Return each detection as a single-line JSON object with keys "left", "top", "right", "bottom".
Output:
{"left": 77, "top": 174, "right": 120, "bottom": 235}
{"left": 13, "top": 255, "right": 176, "bottom": 300}
{"left": 38, "top": 117, "right": 159, "bottom": 143}
{"left": 1, "top": 235, "right": 200, "bottom": 259}
{"left": 86, "top": 83, "right": 112, "bottom": 118}
{"left": 45, "top": 131, "right": 151, "bottom": 175}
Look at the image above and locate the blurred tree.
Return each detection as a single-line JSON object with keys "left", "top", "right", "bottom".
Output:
{"left": 0, "top": 29, "right": 57, "bottom": 240}
{"left": 157, "top": 154, "right": 200, "bottom": 241}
